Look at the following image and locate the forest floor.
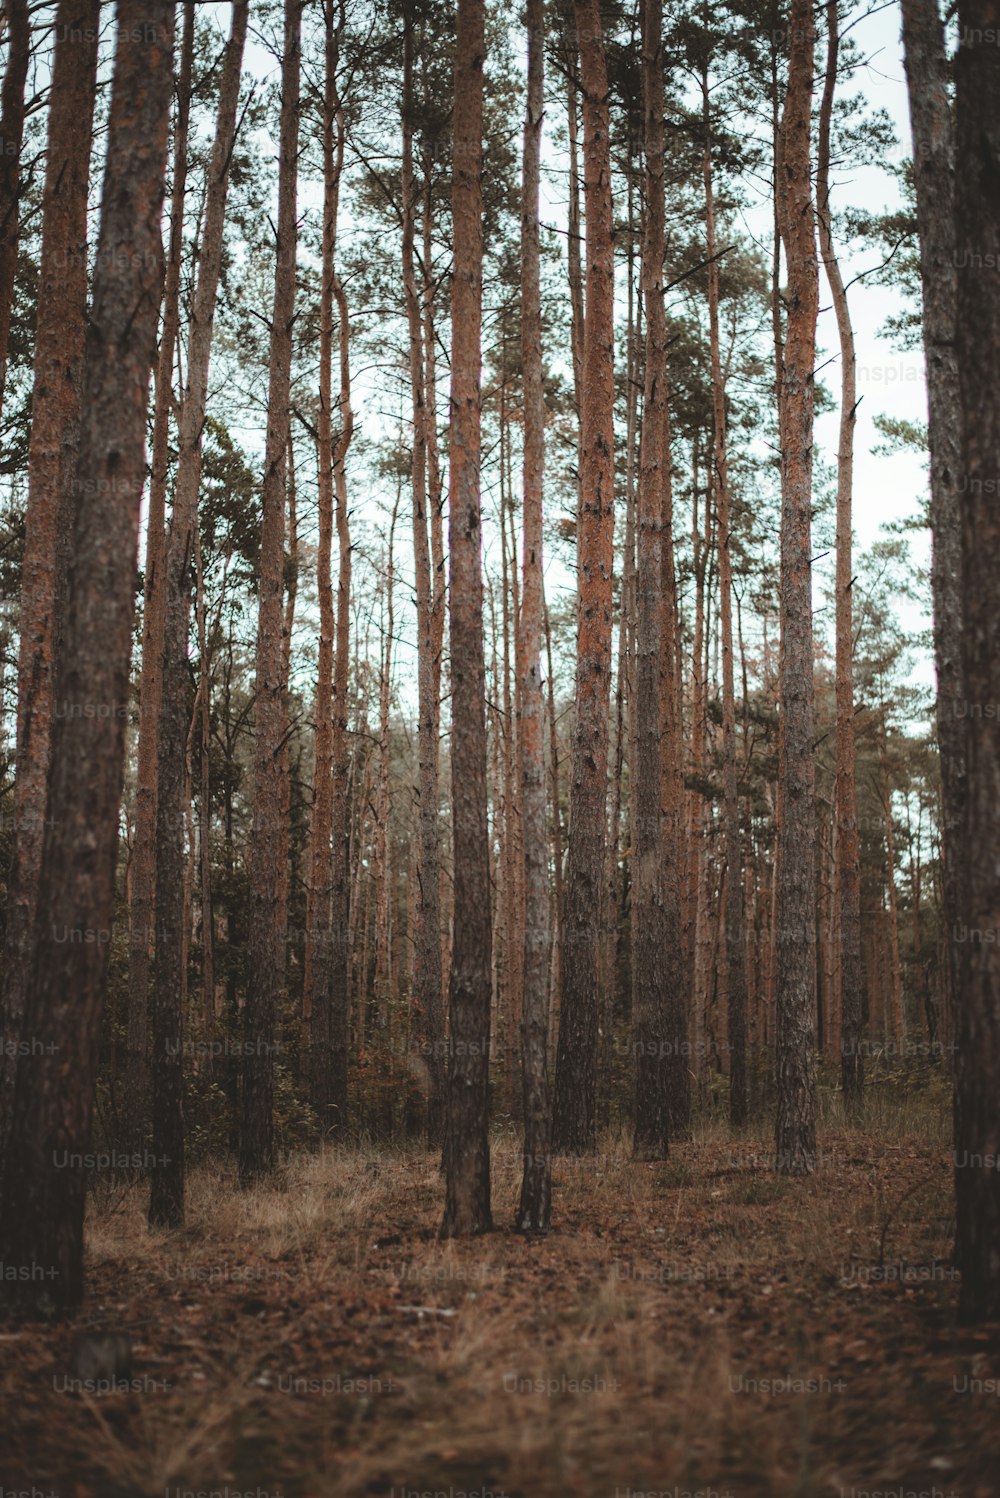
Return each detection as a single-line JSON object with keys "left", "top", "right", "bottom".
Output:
{"left": 2, "top": 1087, "right": 999, "bottom": 1498}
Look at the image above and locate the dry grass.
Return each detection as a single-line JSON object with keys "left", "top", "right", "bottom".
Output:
{"left": 2, "top": 1092, "right": 998, "bottom": 1498}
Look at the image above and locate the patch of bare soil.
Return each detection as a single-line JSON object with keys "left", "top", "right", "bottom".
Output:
{"left": 1, "top": 1119, "right": 998, "bottom": 1498}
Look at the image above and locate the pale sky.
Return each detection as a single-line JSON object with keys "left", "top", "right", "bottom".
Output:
{"left": 161, "top": 2, "right": 939, "bottom": 707}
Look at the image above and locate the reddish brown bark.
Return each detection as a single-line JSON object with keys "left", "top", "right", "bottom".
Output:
{"left": 551, "top": 0, "right": 615, "bottom": 1157}
{"left": 659, "top": 395, "right": 688, "bottom": 1137}
{"left": 0, "top": 0, "right": 29, "bottom": 419}
{"left": 420, "top": 165, "right": 446, "bottom": 709}
{"left": 632, "top": 0, "right": 670, "bottom": 1160}
{"left": 149, "top": 0, "right": 248, "bottom": 1228}
{"left": 323, "top": 267, "right": 354, "bottom": 1137}
{"left": 124, "top": 3, "right": 195, "bottom": 1156}
{"left": 516, "top": 0, "right": 550, "bottom": 1230}
{"left": 563, "top": 9, "right": 584, "bottom": 441}
{"left": 497, "top": 464, "right": 524, "bottom": 1120}
{"left": 949, "top": 0, "right": 1000, "bottom": 1269}
{"left": 373, "top": 506, "right": 397, "bottom": 1052}
{"left": 0, "top": 0, "right": 99, "bottom": 1170}
{"left": 276, "top": 434, "right": 299, "bottom": 988}
{"left": 816, "top": 0, "right": 863, "bottom": 1109}
{"left": 441, "top": 0, "right": 492, "bottom": 1237}
{"left": 774, "top": 0, "right": 819, "bottom": 1175}
{"left": 881, "top": 742, "right": 905, "bottom": 1045}
{"left": 687, "top": 473, "right": 709, "bottom": 1094}
{"left": 900, "top": 0, "right": 964, "bottom": 1055}
{"left": 0, "top": 0, "right": 175, "bottom": 1315}
{"left": 617, "top": 201, "right": 639, "bottom": 1133}
{"left": 240, "top": 0, "right": 301, "bottom": 1184}
{"left": 702, "top": 65, "right": 748, "bottom": 1128}
{"left": 544, "top": 597, "right": 563, "bottom": 1052}
{"left": 402, "top": 9, "right": 445, "bottom": 1143}
{"left": 194, "top": 519, "right": 215, "bottom": 1059}
{"left": 303, "top": 4, "right": 343, "bottom": 1128}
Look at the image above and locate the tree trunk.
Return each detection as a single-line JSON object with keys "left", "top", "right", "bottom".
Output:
{"left": 276, "top": 435, "right": 299, "bottom": 993}
{"left": 441, "top": 0, "right": 492, "bottom": 1237}
{"left": 0, "top": 0, "right": 29, "bottom": 419}
{"left": 545, "top": 597, "right": 563, "bottom": 1057}
{"left": 816, "top": 0, "right": 864, "bottom": 1110}
{"left": 881, "top": 743, "right": 905, "bottom": 1046}
{"left": 702, "top": 65, "right": 748, "bottom": 1129}
{"left": 660, "top": 401, "right": 688, "bottom": 1138}
{"left": 402, "top": 12, "right": 445, "bottom": 1143}
{"left": 498, "top": 463, "right": 524, "bottom": 1121}
{"left": 422, "top": 162, "right": 448, "bottom": 1102}
{"left": 900, "top": 0, "right": 964, "bottom": 1061}
{"left": 0, "top": 0, "right": 175, "bottom": 1316}
{"left": 304, "top": 14, "right": 341, "bottom": 1119}
{"left": 240, "top": 0, "right": 301, "bottom": 1185}
{"left": 194, "top": 520, "right": 215, "bottom": 1064}
{"left": 0, "top": 0, "right": 99, "bottom": 1172}
{"left": 770, "top": 34, "right": 784, "bottom": 430}
{"left": 615, "top": 200, "right": 639, "bottom": 1139}
{"left": 551, "top": 0, "right": 615, "bottom": 1157}
{"left": 814, "top": 0, "right": 862, "bottom": 1102}
{"left": 516, "top": 0, "right": 550, "bottom": 1230}
{"left": 150, "top": 0, "right": 248, "bottom": 1228}
{"left": 420, "top": 164, "right": 447, "bottom": 739}
{"left": 563, "top": 11, "right": 584, "bottom": 438}
{"left": 688, "top": 472, "right": 709, "bottom": 1099}
{"left": 774, "top": 0, "right": 819, "bottom": 1175}
{"left": 122, "top": 1, "right": 194, "bottom": 1160}
{"left": 321, "top": 265, "right": 355, "bottom": 1138}
{"left": 373, "top": 506, "right": 397, "bottom": 1063}
{"left": 632, "top": 0, "right": 670, "bottom": 1160}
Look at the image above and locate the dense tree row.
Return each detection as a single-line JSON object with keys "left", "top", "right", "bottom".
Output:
{"left": 0, "top": 0, "right": 996, "bottom": 1322}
